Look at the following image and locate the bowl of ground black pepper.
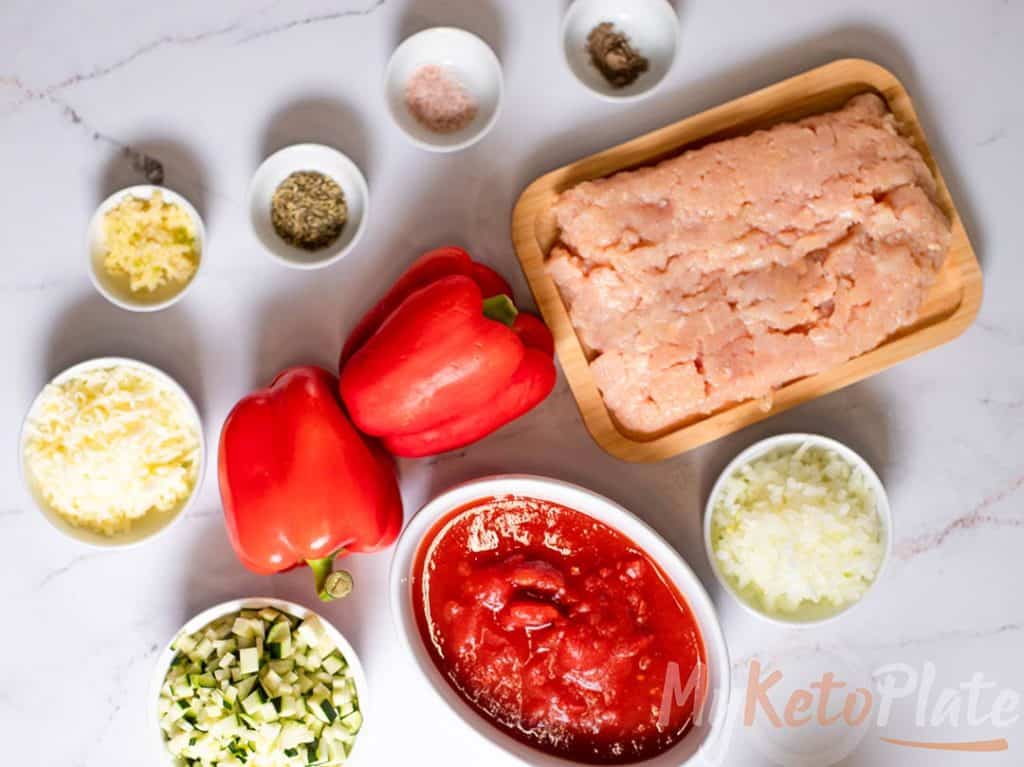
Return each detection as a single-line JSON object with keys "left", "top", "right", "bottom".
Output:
{"left": 248, "top": 143, "right": 369, "bottom": 269}
{"left": 562, "top": 0, "right": 679, "bottom": 101}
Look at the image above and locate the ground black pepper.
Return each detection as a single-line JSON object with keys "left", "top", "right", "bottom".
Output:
{"left": 585, "top": 22, "right": 650, "bottom": 89}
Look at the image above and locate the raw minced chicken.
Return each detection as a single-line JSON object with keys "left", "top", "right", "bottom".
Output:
{"left": 547, "top": 94, "right": 951, "bottom": 434}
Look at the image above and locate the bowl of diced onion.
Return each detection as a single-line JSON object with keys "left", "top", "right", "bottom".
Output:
{"left": 151, "top": 598, "right": 368, "bottom": 767}
{"left": 704, "top": 434, "right": 892, "bottom": 626}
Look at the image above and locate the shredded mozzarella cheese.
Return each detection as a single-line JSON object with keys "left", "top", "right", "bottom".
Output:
{"left": 23, "top": 365, "right": 200, "bottom": 535}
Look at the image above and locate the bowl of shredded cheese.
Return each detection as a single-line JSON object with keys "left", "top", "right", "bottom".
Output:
{"left": 88, "top": 185, "right": 205, "bottom": 311}
{"left": 704, "top": 434, "right": 891, "bottom": 625}
{"left": 20, "top": 357, "right": 205, "bottom": 546}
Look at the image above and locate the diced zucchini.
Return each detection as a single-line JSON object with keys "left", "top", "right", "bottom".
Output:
{"left": 314, "top": 736, "right": 330, "bottom": 764}
{"left": 213, "top": 638, "right": 238, "bottom": 656}
{"left": 267, "top": 621, "right": 291, "bottom": 646}
{"left": 321, "top": 653, "right": 345, "bottom": 675}
{"left": 194, "top": 638, "right": 214, "bottom": 659}
{"left": 279, "top": 721, "right": 315, "bottom": 750}
{"left": 340, "top": 710, "right": 363, "bottom": 734}
{"left": 234, "top": 676, "right": 258, "bottom": 701}
{"left": 333, "top": 701, "right": 355, "bottom": 719}
{"left": 189, "top": 673, "right": 216, "bottom": 689}
{"left": 259, "top": 607, "right": 282, "bottom": 623}
{"left": 268, "top": 659, "right": 294, "bottom": 675}
{"left": 167, "top": 731, "right": 191, "bottom": 755}
{"left": 264, "top": 666, "right": 285, "bottom": 689}
{"left": 231, "top": 617, "right": 255, "bottom": 640}
{"left": 257, "top": 700, "right": 278, "bottom": 722}
{"left": 158, "top": 608, "right": 361, "bottom": 767}
{"left": 295, "top": 619, "right": 324, "bottom": 648}
{"left": 241, "top": 690, "right": 264, "bottom": 716}
{"left": 239, "top": 647, "right": 260, "bottom": 675}
{"left": 277, "top": 695, "right": 298, "bottom": 719}
{"left": 319, "top": 699, "right": 338, "bottom": 724}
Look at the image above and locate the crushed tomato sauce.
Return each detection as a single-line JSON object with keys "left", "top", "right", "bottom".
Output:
{"left": 412, "top": 496, "right": 707, "bottom": 764}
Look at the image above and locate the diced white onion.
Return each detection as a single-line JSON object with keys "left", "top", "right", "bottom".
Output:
{"left": 710, "top": 442, "right": 883, "bottom": 615}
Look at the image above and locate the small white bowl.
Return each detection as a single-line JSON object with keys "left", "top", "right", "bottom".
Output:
{"left": 562, "top": 0, "right": 679, "bottom": 102}
{"left": 19, "top": 356, "right": 205, "bottom": 548}
{"left": 88, "top": 185, "right": 205, "bottom": 312}
{"left": 249, "top": 143, "right": 369, "bottom": 270}
{"left": 390, "top": 474, "right": 731, "bottom": 767}
{"left": 704, "top": 433, "right": 893, "bottom": 627}
{"left": 386, "top": 27, "right": 503, "bottom": 152}
{"left": 150, "top": 598, "right": 369, "bottom": 766}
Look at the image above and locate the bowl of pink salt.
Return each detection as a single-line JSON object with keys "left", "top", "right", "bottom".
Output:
{"left": 386, "top": 27, "right": 503, "bottom": 153}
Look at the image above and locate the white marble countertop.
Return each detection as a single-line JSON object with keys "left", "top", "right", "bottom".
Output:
{"left": 2, "top": 1, "right": 1022, "bottom": 765}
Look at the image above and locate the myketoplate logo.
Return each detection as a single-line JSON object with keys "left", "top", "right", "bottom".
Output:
{"left": 659, "top": 643, "right": 1019, "bottom": 764}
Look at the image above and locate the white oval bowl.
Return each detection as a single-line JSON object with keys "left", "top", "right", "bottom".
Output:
{"left": 19, "top": 356, "right": 205, "bottom": 548}
{"left": 386, "top": 27, "right": 503, "bottom": 153}
{"left": 150, "top": 598, "right": 369, "bottom": 766}
{"left": 704, "top": 433, "right": 893, "bottom": 627}
{"left": 88, "top": 185, "right": 205, "bottom": 311}
{"left": 562, "top": 0, "right": 679, "bottom": 102}
{"left": 390, "top": 474, "right": 731, "bottom": 767}
{"left": 249, "top": 143, "right": 369, "bottom": 270}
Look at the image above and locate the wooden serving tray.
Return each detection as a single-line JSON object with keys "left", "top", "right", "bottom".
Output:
{"left": 512, "top": 58, "right": 982, "bottom": 462}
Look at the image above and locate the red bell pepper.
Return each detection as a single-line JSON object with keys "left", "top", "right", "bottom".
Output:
{"left": 340, "top": 246, "right": 512, "bottom": 365}
{"left": 218, "top": 366, "right": 403, "bottom": 601}
{"left": 338, "top": 248, "right": 556, "bottom": 456}
{"left": 382, "top": 313, "right": 557, "bottom": 457}
{"left": 340, "top": 274, "right": 525, "bottom": 436}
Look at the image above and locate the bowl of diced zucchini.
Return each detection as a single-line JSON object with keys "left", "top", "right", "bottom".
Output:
{"left": 152, "top": 598, "right": 367, "bottom": 766}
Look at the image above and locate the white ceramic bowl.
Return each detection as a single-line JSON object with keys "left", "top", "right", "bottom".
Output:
{"left": 150, "top": 598, "right": 369, "bottom": 766}
{"left": 390, "top": 474, "right": 730, "bottom": 767}
{"left": 88, "top": 185, "right": 205, "bottom": 311}
{"left": 386, "top": 27, "right": 503, "bottom": 152}
{"left": 562, "top": 0, "right": 679, "bottom": 101}
{"left": 704, "top": 433, "right": 893, "bottom": 627}
{"left": 19, "top": 356, "right": 205, "bottom": 548}
{"left": 249, "top": 143, "right": 369, "bottom": 270}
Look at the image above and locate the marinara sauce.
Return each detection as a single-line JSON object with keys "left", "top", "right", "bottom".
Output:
{"left": 411, "top": 496, "right": 707, "bottom": 764}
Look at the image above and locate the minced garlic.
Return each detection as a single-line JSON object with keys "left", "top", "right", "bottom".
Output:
{"left": 23, "top": 365, "right": 201, "bottom": 536}
{"left": 102, "top": 191, "right": 199, "bottom": 293}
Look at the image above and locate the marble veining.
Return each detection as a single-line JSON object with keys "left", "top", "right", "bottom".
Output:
{"left": 895, "top": 472, "right": 1024, "bottom": 560}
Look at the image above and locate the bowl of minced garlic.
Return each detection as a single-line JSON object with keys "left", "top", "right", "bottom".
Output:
{"left": 88, "top": 185, "right": 204, "bottom": 311}
{"left": 20, "top": 358, "right": 205, "bottom": 547}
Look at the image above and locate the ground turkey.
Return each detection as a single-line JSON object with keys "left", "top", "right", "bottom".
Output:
{"left": 547, "top": 93, "right": 951, "bottom": 434}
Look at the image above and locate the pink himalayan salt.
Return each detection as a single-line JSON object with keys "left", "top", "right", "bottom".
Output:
{"left": 404, "top": 64, "right": 478, "bottom": 134}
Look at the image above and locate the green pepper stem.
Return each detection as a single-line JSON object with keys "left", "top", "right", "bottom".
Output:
{"left": 306, "top": 554, "right": 353, "bottom": 602}
{"left": 481, "top": 294, "right": 519, "bottom": 327}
